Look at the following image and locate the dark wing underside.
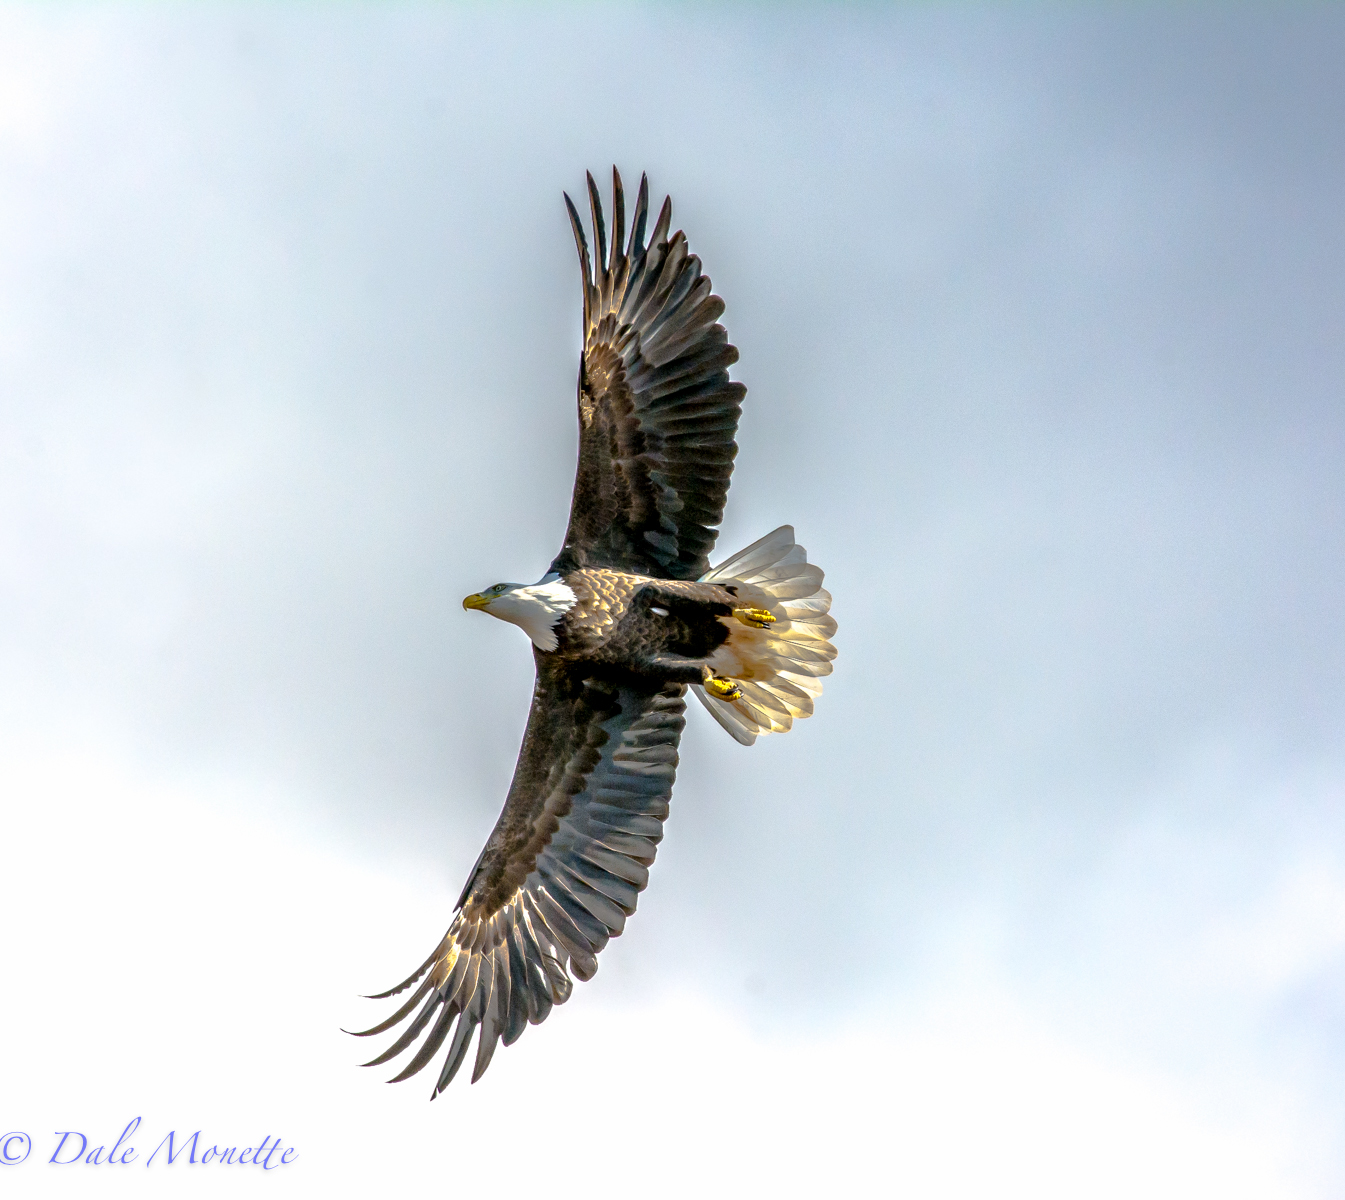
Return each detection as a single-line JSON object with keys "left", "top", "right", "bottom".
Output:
{"left": 351, "top": 662, "right": 686, "bottom": 1094}
{"left": 551, "top": 169, "right": 746, "bottom": 581}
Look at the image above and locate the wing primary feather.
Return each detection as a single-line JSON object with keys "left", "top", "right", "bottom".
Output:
{"left": 515, "top": 894, "right": 549, "bottom": 972}
{"left": 360, "top": 988, "right": 444, "bottom": 1068}
{"left": 563, "top": 191, "right": 593, "bottom": 331}
{"left": 386, "top": 996, "right": 460, "bottom": 1083}
{"left": 433, "top": 1012, "right": 479, "bottom": 1096}
{"left": 502, "top": 925, "right": 531, "bottom": 1046}
{"left": 518, "top": 895, "right": 568, "bottom": 1008}
{"left": 645, "top": 251, "right": 699, "bottom": 344}
{"left": 344, "top": 972, "right": 436, "bottom": 1038}
{"left": 362, "top": 942, "right": 441, "bottom": 1000}
{"left": 619, "top": 235, "right": 668, "bottom": 325}
{"left": 523, "top": 943, "right": 560, "bottom": 1015}
{"left": 455, "top": 948, "right": 483, "bottom": 1019}
{"left": 609, "top": 165, "right": 625, "bottom": 279}
{"left": 651, "top": 193, "right": 672, "bottom": 248}
{"left": 630, "top": 172, "right": 649, "bottom": 258}
{"left": 586, "top": 171, "right": 607, "bottom": 294}
{"left": 471, "top": 946, "right": 497, "bottom": 1024}
{"left": 470, "top": 972, "right": 505, "bottom": 1083}
{"left": 439, "top": 938, "right": 473, "bottom": 1001}
{"left": 627, "top": 236, "right": 689, "bottom": 337}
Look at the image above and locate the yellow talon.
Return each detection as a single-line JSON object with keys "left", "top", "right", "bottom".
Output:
{"left": 704, "top": 675, "right": 742, "bottom": 701}
{"left": 733, "top": 607, "right": 776, "bottom": 629}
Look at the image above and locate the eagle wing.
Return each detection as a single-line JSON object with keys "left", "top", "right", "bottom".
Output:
{"left": 351, "top": 664, "right": 686, "bottom": 1094}
{"left": 551, "top": 169, "right": 746, "bottom": 581}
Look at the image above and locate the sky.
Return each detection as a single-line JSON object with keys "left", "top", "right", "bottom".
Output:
{"left": 1, "top": 4, "right": 1343, "bottom": 1196}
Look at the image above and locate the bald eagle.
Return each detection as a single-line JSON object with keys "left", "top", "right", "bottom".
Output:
{"left": 350, "top": 170, "right": 837, "bottom": 1094}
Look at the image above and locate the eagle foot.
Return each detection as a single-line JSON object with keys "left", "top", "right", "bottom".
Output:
{"left": 733, "top": 607, "right": 776, "bottom": 629}
{"left": 703, "top": 674, "right": 743, "bottom": 702}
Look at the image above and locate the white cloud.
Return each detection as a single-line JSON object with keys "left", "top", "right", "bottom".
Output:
{"left": 0, "top": 744, "right": 1317, "bottom": 1198}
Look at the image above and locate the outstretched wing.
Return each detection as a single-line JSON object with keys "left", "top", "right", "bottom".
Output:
{"left": 350, "top": 663, "right": 686, "bottom": 1094}
{"left": 551, "top": 168, "right": 746, "bottom": 581}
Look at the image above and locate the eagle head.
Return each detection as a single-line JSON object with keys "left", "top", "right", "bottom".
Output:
{"left": 461, "top": 576, "right": 577, "bottom": 652}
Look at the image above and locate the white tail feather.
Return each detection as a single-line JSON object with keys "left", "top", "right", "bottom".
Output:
{"left": 692, "top": 526, "right": 837, "bottom": 745}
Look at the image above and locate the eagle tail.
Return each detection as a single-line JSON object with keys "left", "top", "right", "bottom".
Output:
{"left": 692, "top": 526, "right": 837, "bottom": 745}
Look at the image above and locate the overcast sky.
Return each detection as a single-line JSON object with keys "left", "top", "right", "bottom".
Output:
{"left": 2, "top": 5, "right": 1343, "bottom": 1197}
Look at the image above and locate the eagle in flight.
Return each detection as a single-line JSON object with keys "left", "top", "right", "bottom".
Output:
{"left": 351, "top": 169, "right": 837, "bottom": 1095}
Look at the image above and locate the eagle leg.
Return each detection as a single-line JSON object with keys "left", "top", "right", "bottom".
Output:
{"left": 635, "top": 652, "right": 741, "bottom": 702}
{"left": 702, "top": 672, "right": 743, "bottom": 701}
{"left": 733, "top": 607, "right": 776, "bottom": 629}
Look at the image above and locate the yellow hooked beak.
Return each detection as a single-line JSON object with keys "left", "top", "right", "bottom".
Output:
{"left": 462, "top": 592, "right": 491, "bottom": 612}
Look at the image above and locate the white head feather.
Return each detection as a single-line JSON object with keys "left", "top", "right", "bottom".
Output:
{"left": 477, "top": 575, "right": 577, "bottom": 652}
